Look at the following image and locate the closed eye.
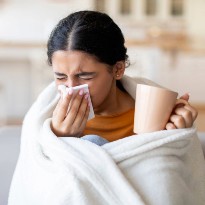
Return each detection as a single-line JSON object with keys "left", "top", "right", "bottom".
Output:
{"left": 54, "top": 72, "right": 67, "bottom": 80}
{"left": 56, "top": 77, "right": 67, "bottom": 80}
{"left": 76, "top": 72, "right": 96, "bottom": 80}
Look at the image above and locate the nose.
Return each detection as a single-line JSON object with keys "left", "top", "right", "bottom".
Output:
{"left": 64, "top": 77, "right": 79, "bottom": 88}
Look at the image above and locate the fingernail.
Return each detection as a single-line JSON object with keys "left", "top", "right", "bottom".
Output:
{"left": 84, "top": 93, "right": 89, "bottom": 99}
{"left": 187, "top": 93, "right": 191, "bottom": 97}
{"left": 79, "top": 89, "right": 84, "bottom": 95}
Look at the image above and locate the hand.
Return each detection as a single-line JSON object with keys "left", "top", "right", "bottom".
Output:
{"left": 166, "top": 93, "right": 198, "bottom": 130}
{"left": 51, "top": 89, "right": 90, "bottom": 137}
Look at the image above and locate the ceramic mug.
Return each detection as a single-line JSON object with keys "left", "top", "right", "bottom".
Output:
{"left": 134, "top": 84, "right": 188, "bottom": 134}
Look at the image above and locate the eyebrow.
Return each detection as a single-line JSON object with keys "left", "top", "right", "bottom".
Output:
{"left": 54, "top": 72, "right": 67, "bottom": 76}
{"left": 54, "top": 71, "right": 96, "bottom": 75}
{"left": 54, "top": 71, "right": 97, "bottom": 78}
{"left": 76, "top": 72, "right": 96, "bottom": 75}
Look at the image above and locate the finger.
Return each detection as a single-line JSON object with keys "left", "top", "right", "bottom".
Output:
{"left": 184, "top": 104, "right": 198, "bottom": 121}
{"left": 64, "top": 89, "right": 85, "bottom": 125}
{"left": 166, "top": 122, "right": 177, "bottom": 130}
{"left": 78, "top": 102, "right": 90, "bottom": 131}
{"left": 54, "top": 90, "right": 73, "bottom": 123}
{"left": 70, "top": 98, "right": 90, "bottom": 137}
{"left": 179, "top": 93, "right": 190, "bottom": 101}
{"left": 174, "top": 106, "right": 193, "bottom": 128}
{"left": 169, "top": 114, "right": 186, "bottom": 129}
{"left": 175, "top": 96, "right": 189, "bottom": 109}
{"left": 71, "top": 93, "right": 90, "bottom": 127}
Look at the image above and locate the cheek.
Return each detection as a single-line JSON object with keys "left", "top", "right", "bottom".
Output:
{"left": 87, "top": 77, "right": 113, "bottom": 107}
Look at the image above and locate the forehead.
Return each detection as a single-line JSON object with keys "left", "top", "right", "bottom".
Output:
{"left": 52, "top": 50, "right": 103, "bottom": 72}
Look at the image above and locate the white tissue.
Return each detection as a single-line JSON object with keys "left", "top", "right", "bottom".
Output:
{"left": 58, "top": 84, "right": 95, "bottom": 120}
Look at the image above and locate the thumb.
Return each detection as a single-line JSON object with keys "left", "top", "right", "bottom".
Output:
{"left": 179, "top": 93, "right": 190, "bottom": 101}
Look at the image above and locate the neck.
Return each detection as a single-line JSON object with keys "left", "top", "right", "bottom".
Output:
{"left": 94, "top": 86, "right": 119, "bottom": 116}
{"left": 94, "top": 83, "right": 135, "bottom": 116}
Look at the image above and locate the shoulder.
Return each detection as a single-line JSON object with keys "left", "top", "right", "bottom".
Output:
{"left": 120, "top": 75, "right": 160, "bottom": 99}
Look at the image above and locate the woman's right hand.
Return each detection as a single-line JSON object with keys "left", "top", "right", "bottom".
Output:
{"left": 51, "top": 89, "right": 90, "bottom": 137}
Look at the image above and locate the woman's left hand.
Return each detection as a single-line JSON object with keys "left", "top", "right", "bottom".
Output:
{"left": 166, "top": 93, "right": 198, "bottom": 130}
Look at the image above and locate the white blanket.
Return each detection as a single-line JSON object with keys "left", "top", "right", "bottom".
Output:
{"left": 8, "top": 76, "right": 205, "bottom": 205}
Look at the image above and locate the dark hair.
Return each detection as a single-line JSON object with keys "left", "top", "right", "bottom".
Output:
{"left": 47, "top": 10, "right": 129, "bottom": 67}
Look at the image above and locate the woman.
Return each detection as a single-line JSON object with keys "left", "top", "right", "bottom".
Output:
{"left": 9, "top": 11, "right": 204, "bottom": 205}
{"left": 48, "top": 10, "right": 197, "bottom": 141}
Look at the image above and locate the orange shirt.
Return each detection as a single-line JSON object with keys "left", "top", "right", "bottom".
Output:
{"left": 83, "top": 109, "right": 135, "bottom": 142}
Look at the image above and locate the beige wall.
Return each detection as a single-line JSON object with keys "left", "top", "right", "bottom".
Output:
{"left": 185, "top": 0, "right": 205, "bottom": 40}
{"left": 0, "top": 0, "right": 94, "bottom": 42}
{"left": 1, "top": 0, "right": 205, "bottom": 41}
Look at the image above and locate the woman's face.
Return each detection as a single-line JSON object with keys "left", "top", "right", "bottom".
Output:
{"left": 52, "top": 50, "right": 117, "bottom": 112}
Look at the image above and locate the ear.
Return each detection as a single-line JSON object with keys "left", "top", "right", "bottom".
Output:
{"left": 113, "top": 61, "right": 126, "bottom": 80}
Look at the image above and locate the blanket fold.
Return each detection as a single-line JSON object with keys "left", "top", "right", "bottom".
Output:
{"left": 8, "top": 77, "right": 205, "bottom": 205}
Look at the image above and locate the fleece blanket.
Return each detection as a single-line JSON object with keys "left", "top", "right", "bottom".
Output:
{"left": 8, "top": 76, "right": 205, "bottom": 205}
